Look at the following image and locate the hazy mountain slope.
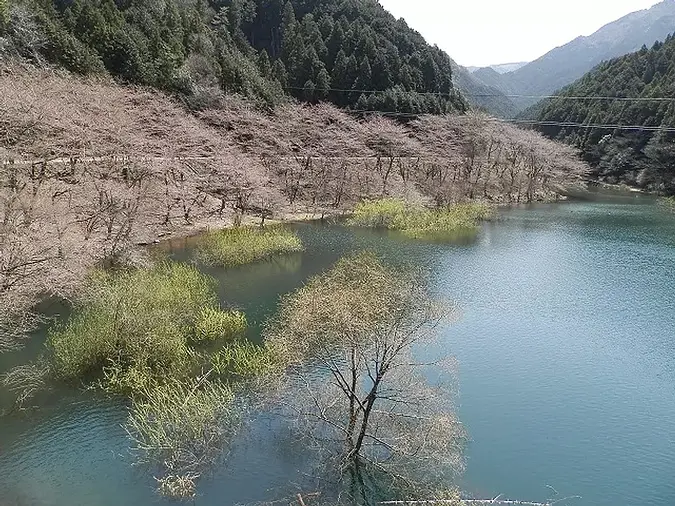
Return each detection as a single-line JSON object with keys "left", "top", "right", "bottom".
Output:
{"left": 490, "top": 62, "right": 528, "bottom": 74}
{"left": 472, "top": 67, "right": 516, "bottom": 94}
{"left": 451, "top": 62, "right": 518, "bottom": 117}
{"left": 468, "top": 62, "right": 528, "bottom": 74}
{"left": 481, "top": 0, "right": 675, "bottom": 112}
{"left": 533, "top": 35, "right": 675, "bottom": 193}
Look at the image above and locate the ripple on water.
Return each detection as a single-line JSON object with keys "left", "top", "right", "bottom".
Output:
{"left": 0, "top": 395, "right": 156, "bottom": 506}
{"left": 1, "top": 200, "right": 675, "bottom": 506}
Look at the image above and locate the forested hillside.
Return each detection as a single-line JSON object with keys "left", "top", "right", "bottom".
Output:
{"left": 0, "top": 0, "right": 465, "bottom": 114}
{"left": 533, "top": 35, "right": 675, "bottom": 193}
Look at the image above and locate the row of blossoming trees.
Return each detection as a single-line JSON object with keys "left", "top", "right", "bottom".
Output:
{"left": 0, "top": 65, "right": 588, "bottom": 350}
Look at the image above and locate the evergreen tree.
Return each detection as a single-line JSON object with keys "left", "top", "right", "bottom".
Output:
{"left": 352, "top": 56, "right": 372, "bottom": 92}
{"left": 399, "top": 64, "right": 414, "bottom": 91}
{"left": 303, "top": 78, "right": 316, "bottom": 102}
{"left": 355, "top": 93, "right": 368, "bottom": 110}
{"left": 345, "top": 54, "right": 359, "bottom": 88}
{"left": 315, "top": 66, "right": 331, "bottom": 100}
{"left": 331, "top": 49, "right": 348, "bottom": 86}
{"left": 272, "top": 58, "right": 288, "bottom": 88}
{"left": 280, "top": 1, "right": 296, "bottom": 44}
{"left": 326, "top": 23, "right": 345, "bottom": 67}
{"left": 422, "top": 53, "right": 440, "bottom": 93}
{"left": 257, "top": 48, "right": 271, "bottom": 76}
{"left": 371, "top": 52, "right": 392, "bottom": 91}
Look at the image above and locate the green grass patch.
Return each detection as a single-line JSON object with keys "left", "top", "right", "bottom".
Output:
{"left": 47, "top": 262, "right": 248, "bottom": 395}
{"left": 211, "top": 340, "right": 282, "bottom": 380}
{"left": 196, "top": 225, "right": 303, "bottom": 268}
{"left": 347, "top": 199, "right": 494, "bottom": 240}
{"left": 660, "top": 196, "right": 675, "bottom": 211}
{"left": 194, "top": 307, "right": 247, "bottom": 342}
{"left": 125, "top": 377, "right": 236, "bottom": 497}
{"left": 42, "top": 260, "right": 297, "bottom": 496}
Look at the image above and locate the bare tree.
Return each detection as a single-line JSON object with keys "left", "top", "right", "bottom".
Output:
{"left": 267, "top": 253, "right": 465, "bottom": 504}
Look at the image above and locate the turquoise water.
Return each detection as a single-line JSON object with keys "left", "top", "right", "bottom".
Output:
{"left": 1, "top": 198, "right": 674, "bottom": 505}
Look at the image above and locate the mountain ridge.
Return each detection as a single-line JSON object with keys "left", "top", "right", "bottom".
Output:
{"left": 474, "top": 0, "right": 675, "bottom": 114}
{"left": 467, "top": 62, "right": 528, "bottom": 74}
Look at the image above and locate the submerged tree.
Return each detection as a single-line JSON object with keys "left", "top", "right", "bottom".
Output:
{"left": 266, "top": 253, "right": 465, "bottom": 504}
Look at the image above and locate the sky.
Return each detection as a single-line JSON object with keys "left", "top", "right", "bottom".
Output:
{"left": 378, "top": 0, "right": 664, "bottom": 67}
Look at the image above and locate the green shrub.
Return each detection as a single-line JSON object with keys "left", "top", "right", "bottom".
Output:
{"left": 348, "top": 199, "right": 494, "bottom": 240}
{"left": 660, "top": 196, "right": 675, "bottom": 211}
{"left": 196, "top": 225, "right": 303, "bottom": 268}
{"left": 347, "top": 198, "right": 410, "bottom": 229}
{"left": 38, "top": 11, "right": 105, "bottom": 74}
{"left": 211, "top": 340, "right": 281, "bottom": 380}
{"left": 47, "top": 262, "right": 244, "bottom": 395}
{"left": 194, "top": 307, "right": 247, "bottom": 342}
{"left": 0, "top": 0, "right": 8, "bottom": 32}
{"left": 125, "top": 377, "right": 236, "bottom": 497}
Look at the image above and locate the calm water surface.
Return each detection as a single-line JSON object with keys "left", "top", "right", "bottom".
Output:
{"left": 1, "top": 198, "right": 674, "bottom": 506}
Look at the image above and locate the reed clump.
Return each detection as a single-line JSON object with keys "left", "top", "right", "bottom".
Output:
{"left": 211, "top": 340, "right": 282, "bottom": 380}
{"left": 44, "top": 260, "right": 289, "bottom": 497}
{"left": 47, "top": 262, "right": 247, "bottom": 395}
{"left": 660, "top": 196, "right": 675, "bottom": 210}
{"left": 194, "top": 307, "right": 247, "bottom": 342}
{"left": 125, "top": 376, "right": 236, "bottom": 490}
{"left": 347, "top": 199, "right": 494, "bottom": 240}
{"left": 196, "top": 225, "right": 303, "bottom": 268}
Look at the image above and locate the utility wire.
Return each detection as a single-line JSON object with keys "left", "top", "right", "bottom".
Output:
{"left": 284, "top": 86, "right": 675, "bottom": 103}
{"left": 344, "top": 107, "right": 675, "bottom": 132}
{"left": 501, "top": 119, "right": 675, "bottom": 132}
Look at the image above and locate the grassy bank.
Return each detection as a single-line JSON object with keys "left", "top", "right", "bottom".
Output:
{"left": 348, "top": 199, "right": 494, "bottom": 240}
{"left": 196, "top": 225, "right": 303, "bottom": 268}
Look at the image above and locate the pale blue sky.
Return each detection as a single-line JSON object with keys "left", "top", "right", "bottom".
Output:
{"left": 378, "top": 0, "right": 664, "bottom": 67}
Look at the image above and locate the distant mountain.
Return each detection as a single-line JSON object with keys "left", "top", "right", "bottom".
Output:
{"left": 532, "top": 34, "right": 675, "bottom": 193}
{"left": 484, "top": 0, "right": 675, "bottom": 113}
{"left": 450, "top": 62, "right": 518, "bottom": 117}
{"left": 472, "top": 67, "right": 516, "bottom": 94}
{"left": 468, "top": 62, "right": 528, "bottom": 74}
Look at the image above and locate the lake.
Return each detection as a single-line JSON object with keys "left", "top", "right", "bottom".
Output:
{"left": 1, "top": 197, "right": 674, "bottom": 506}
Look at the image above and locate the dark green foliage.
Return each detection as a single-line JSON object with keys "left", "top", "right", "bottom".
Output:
{"left": 249, "top": 0, "right": 465, "bottom": 113}
{"left": 532, "top": 34, "right": 675, "bottom": 193}
{"left": 11, "top": 0, "right": 465, "bottom": 114}
{"left": 15, "top": 0, "right": 283, "bottom": 106}
{"left": 0, "top": 0, "right": 8, "bottom": 31}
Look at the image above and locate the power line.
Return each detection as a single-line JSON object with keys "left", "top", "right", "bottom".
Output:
{"left": 470, "top": 94, "right": 675, "bottom": 102}
{"left": 345, "top": 107, "right": 675, "bottom": 132}
{"left": 500, "top": 119, "right": 675, "bottom": 132}
{"left": 284, "top": 86, "right": 675, "bottom": 103}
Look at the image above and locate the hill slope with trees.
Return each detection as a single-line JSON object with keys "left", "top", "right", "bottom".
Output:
{"left": 473, "top": 0, "right": 675, "bottom": 114}
{"left": 0, "top": 0, "right": 466, "bottom": 114}
{"left": 0, "top": 62, "right": 587, "bottom": 342}
{"left": 532, "top": 35, "right": 675, "bottom": 193}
